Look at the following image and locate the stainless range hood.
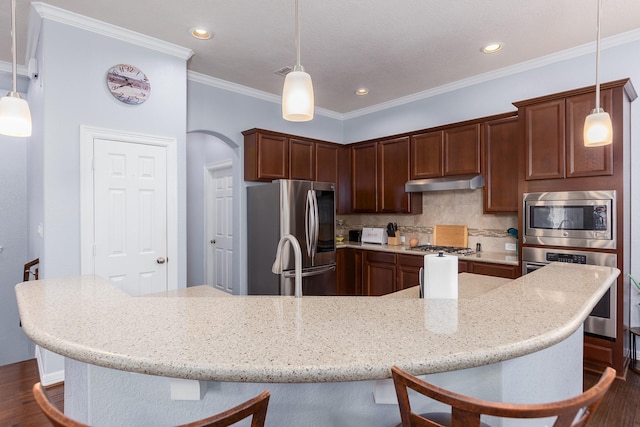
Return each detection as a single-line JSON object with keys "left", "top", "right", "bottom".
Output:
{"left": 405, "top": 174, "right": 485, "bottom": 192}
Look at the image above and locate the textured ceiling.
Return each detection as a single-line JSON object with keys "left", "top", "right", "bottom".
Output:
{"left": 1, "top": 0, "right": 640, "bottom": 114}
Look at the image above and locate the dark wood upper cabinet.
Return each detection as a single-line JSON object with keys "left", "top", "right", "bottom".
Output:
{"left": 443, "top": 123, "right": 481, "bottom": 176}
{"left": 516, "top": 82, "right": 625, "bottom": 181}
{"left": 243, "top": 129, "right": 288, "bottom": 181}
{"left": 315, "top": 141, "right": 354, "bottom": 214}
{"left": 289, "top": 138, "right": 315, "bottom": 180}
{"left": 378, "top": 137, "right": 421, "bottom": 214}
{"left": 351, "top": 142, "right": 378, "bottom": 212}
{"left": 315, "top": 142, "right": 338, "bottom": 184}
{"left": 336, "top": 145, "right": 352, "bottom": 214}
{"left": 482, "top": 115, "right": 519, "bottom": 213}
{"left": 565, "top": 91, "right": 614, "bottom": 178}
{"left": 522, "top": 99, "right": 566, "bottom": 180}
{"left": 410, "top": 131, "right": 443, "bottom": 179}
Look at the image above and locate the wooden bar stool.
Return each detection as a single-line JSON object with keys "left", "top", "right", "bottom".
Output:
{"left": 32, "top": 382, "right": 270, "bottom": 427}
{"left": 391, "top": 365, "right": 615, "bottom": 427}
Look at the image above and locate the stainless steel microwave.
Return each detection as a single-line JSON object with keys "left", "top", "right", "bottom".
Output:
{"left": 522, "top": 190, "right": 616, "bottom": 249}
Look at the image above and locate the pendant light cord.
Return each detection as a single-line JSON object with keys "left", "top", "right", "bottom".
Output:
{"left": 295, "top": 0, "right": 301, "bottom": 69}
{"left": 10, "top": 0, "right": 17, "bottom": 94}
{"left": 594, "top": 0, "right": 602, "bottom": 110}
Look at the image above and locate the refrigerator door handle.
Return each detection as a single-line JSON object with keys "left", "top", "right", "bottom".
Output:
{"left": 306, "top": 189, "right": 318, "bottom": 259}
{"left": 305, "top": 190, "right": 313, "bottom": 258}
{"left": 311, "top": 190, "right": 319, "bottom": 258}
{"left": 282, "top": 264, "right": 336, "bottom": 278}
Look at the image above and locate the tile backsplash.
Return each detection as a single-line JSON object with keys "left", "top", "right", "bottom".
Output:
{"left": 337, "top": 189, "right": 518, "bottom": 253}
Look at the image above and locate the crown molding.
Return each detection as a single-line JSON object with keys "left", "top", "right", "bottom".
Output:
{"left": 30, "top": 2, "right": 193, "bottom": 61}
{"left": 342, "top": 28, "right": 640, "bottom": 120}
{"left": 187, "top": 70, "right": 343, "bottom": 120}
{"left": 0, "top": 61, "right": 28, "bottom": 76}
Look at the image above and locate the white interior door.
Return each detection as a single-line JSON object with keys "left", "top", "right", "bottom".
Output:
{"left": 93, "top": 138, "right": 168, "bottom": 296}
{"left": 206, "top": 163, "right": 233, "bottom": 293}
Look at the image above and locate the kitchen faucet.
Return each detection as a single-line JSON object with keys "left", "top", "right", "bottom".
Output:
{"left": 272, "top": 234, "right": 303, "bottom": 298}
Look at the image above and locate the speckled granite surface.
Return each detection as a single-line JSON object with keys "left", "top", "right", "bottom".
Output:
{"left": 15, "top": 264, "right": 617, "bottom": 383}
{"left": 338, "top": 242, "right": 519, "bottom": 265}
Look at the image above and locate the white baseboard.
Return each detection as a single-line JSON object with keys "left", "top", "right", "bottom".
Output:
{"left": 35, "top": 345, "right": 65, "bottom": 386}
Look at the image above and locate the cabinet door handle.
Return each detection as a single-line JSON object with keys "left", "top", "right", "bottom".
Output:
{"left": 156, "top": 257, "right": 166, "bottom": 264}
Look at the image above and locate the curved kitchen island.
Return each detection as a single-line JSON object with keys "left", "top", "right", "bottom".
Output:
{"left": 15, "top": 263, "right": 618, "bottom": 427}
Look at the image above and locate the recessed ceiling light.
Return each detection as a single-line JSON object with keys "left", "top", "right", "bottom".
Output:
{"left": 190, "top": 27, "right": 212, "bottom": 40}
{"left": 355, "top": 88, "right": 369, "bottom": 96}
{"left": 482, "top": 43, "right": 503, "bottom": 54}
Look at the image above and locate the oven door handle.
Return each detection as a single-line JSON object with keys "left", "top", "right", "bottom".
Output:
{"left": 523, "top": 261, "right": 548, "bottom": 275}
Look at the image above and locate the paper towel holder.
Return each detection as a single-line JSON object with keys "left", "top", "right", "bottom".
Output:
{"left": 419, "top": 251, "right": 446, "bottom": 298}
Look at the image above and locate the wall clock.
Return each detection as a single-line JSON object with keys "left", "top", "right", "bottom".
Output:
{"left": 106, "top": 64, "right": 150, "bottom": 105}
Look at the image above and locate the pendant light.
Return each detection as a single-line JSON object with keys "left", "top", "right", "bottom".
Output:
{"left": 583, "top": 0, "right": 612, "bottom": 147}
{"left": 282, "top": 0, "right": 314, "bottom": 122}
{"left": 0, "top": 0, "right": 31, "bottom": 137}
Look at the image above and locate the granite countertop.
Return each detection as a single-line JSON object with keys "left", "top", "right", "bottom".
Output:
{"left": 15, "top": 264, "right": 617, "bottom": 383}
{"left": 338, "top": 242, "right": 519, "bottom": 265}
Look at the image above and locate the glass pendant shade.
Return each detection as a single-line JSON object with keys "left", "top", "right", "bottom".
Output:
{"left": 0, "top": 92, "right": 32, "bottom": 137}
{"left": 583, "top": 108, "right": 612, "bottom": 147}
{"left": 282, "top": 69, "right": 314, "bottom": 122}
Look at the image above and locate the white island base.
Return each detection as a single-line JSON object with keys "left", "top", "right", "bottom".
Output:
{"left": 65, "top": 327, "right": 583, "bottom": 427}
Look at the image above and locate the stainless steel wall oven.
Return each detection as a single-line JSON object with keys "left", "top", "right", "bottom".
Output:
{"left": 521, "top": 247, "right": 617, "bottom": 340}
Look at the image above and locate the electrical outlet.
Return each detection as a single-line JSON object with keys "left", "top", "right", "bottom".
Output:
{"left": 505, "top": 243, "right": 516, "bottom": 251}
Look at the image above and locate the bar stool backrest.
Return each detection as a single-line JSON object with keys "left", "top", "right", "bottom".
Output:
{"left": 33, "top": 382, "right": 270, "bottom": 427}
{"left": 391, "top": 365, "right": 615, "bottom": 427}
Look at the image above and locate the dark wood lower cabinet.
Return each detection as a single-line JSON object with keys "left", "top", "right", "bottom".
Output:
{"left": 583, "top": 334, "right": 625, "bottom": 376}
{"left": 397, "top": 254, "right": 423, "bottom": 290}
{"left": 336, "top": 248, "right": 362, "bottom": 295}
{"left": 338, "top": 249, "right": 519, "bottom": 296}
{"left": 364, "top": 251, "right": 396, "bottom": 296}
{"left": 458, "top": 260, "right": 519, "bottom": 279}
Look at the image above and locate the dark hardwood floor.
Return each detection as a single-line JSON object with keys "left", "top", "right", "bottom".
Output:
{"left": 0, "top": 359, "right": 63, "bottom": 427}
{"left": 1, "top": 359, "right": 638, "bottom": 426}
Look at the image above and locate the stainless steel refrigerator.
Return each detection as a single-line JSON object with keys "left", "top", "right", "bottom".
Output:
{"left": 247, "top": 180, "right": 336, "bottom": 295}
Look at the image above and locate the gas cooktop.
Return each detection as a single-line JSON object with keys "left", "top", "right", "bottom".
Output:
{"left": 408, "top": 245, "right": 475, "bottom": 256}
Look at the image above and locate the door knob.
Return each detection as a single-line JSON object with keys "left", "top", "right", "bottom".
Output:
{"left": 210, "top": 239, "right": 216, "bottom": 244}
{"left": 156, "top": 257, "right": 166, "bottom": 264}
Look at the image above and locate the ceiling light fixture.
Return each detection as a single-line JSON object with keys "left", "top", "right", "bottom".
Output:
{"left": 282, "top": 0, "right": 314, "bottom": 122}
{"left": 355, "top": 88, "right": 369, "bottom": 96}
{"left": 584, "top": 0, "right": 612, "bottom": 147}
{"left": 0, "top": 0, "right": 32, "bottom": 137}
{"left": 190, "top": 27, "right": 212, "bottom": 40}
{"left": 482, "top": 43, "right": 503, "bottom": 54}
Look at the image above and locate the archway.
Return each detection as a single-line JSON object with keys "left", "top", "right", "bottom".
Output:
{"left": 186, "top": 131, "right": 243, "bottom": 294}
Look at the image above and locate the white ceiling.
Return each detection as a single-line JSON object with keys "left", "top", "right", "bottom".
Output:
{"left": 2, "top": 0, "right": 640, "bottom": 115}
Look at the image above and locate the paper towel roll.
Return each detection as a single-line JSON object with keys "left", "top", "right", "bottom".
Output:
{"left": 423, "top": 252, "right": 458, "bottom": 299}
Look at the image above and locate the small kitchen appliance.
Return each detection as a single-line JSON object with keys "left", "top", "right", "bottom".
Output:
{"left": 523, "top": 190, "right": 615, "bottom": 249}
{"left": 361, "top": 227, "right": 388, "bottom": 244}
{"left": 348, "top": 229, "right": 362, "bottom": 242}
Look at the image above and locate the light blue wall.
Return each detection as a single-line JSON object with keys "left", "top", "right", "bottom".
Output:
{"left": 0, "top": 135, "right": 30, "bottom": 365}
{"left": 36, "top": 20, "right": 188, "bottom": 282}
